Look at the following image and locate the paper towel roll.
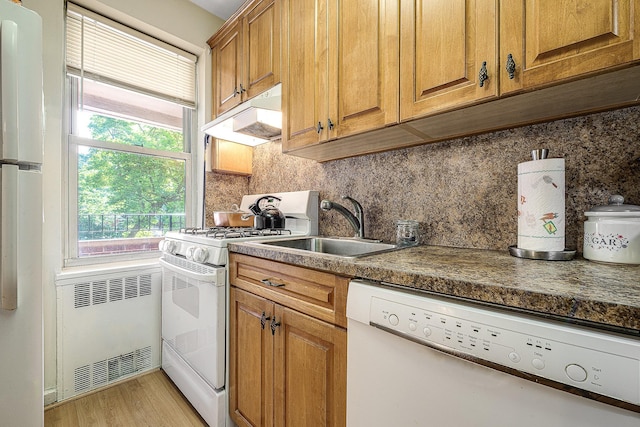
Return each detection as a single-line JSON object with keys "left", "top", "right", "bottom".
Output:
{"left": 517, "top": 158, "right": 565, "bottom": 251}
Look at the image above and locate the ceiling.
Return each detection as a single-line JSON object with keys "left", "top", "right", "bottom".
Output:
{"left": 189, "top": 0, "right": 246, "bottom": 20}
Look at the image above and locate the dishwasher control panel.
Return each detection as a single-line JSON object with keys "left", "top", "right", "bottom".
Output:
{"left": 368, "top": 291, "right": 640, "bottom": 406}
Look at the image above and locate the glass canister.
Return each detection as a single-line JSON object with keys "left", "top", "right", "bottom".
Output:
{"left": 394, "top": 220, "right": 419, "bottom": 247}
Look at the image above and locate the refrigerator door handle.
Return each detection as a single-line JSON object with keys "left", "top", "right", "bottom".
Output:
{"left": 0, "top": 165, "right": 18, "bottom": 310}
{"left": 1, "top": 19, "right": 19, "bottom": 160}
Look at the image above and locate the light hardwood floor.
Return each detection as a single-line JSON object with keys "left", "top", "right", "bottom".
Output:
{"left": 44, "top": 370, "right": 207, "bottom": 427}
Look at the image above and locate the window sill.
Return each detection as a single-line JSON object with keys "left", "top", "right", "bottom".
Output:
{"left": 59, "top": 253, "right": 161, "bottom": 283}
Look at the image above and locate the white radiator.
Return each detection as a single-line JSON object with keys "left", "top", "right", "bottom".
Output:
{"left": 56, "top": 264, "right": 161, "bottom": 401}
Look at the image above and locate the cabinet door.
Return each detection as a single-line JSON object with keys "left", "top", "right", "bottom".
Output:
{"left": 332, "top": 0, "right": 399, "bottom": 139}
{"left": 210, "top": 139, "right": 253, "bottom": 176}
{"left": 500, "top": 0, "right": 640, "bottom": 94}
{"left": 230, "top": 253, "right": 349, "bottom": 328}
{"left": 212, "top": 21, "right": 243, "bottom": 117}
{"left": 281, "top": 0, "right": 330, "bottom": 151}
{"left": 243, "top": 0, "right": 281, "bottom": 99}
{"left": 400, "top": 0, "right": 498, "bottom": 120}
{"left": 273, "top": 305, "right": 347, "bottom": 427}
{"left": 230, "top": 287, "right": 274, "bottom": 427}
{"left": 283, "top": 0, "right": 399, "bottom": 152}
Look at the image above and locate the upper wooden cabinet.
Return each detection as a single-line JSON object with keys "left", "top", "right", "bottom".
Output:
{"left": 243, "top": 0, "right": 281, "bottom": 98}
{"left": 209, "top": 0, "right": 281, "bottom": 118}
{"left": 400, "top": 0, "right": 498, "bottom": 120}
{"left": 210, "top": 139, "right": 253, "bottom": 175}
{"left": 500, "top": 0, "right": 640, "bottom": 94}
{"left": 279, "top": 0, "right": 640, "bottom": 162}
{"left": 281, "top": 0, "right": 399, "bottom": 152}
{"left": 211, "top": 21, "right": 243, "bottom": 116}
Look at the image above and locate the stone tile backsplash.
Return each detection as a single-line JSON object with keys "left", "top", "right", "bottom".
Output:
{"left": 206, "top": 106, "right": 640, "bottom": 252}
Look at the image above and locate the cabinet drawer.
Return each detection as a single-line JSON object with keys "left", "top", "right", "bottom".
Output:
{"left": 230, "top": 253, "right": 349, "bottom": 327}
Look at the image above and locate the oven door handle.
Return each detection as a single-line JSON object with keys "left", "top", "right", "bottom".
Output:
{"left": 159, "top": 258, "right": 224, "bottom": 283}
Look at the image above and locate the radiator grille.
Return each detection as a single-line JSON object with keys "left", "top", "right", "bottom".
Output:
{"left": 74, "top": 283, "right": 90, "bottom": 308}
{"left": 72, "top": 274, "right": 153, "bottom": 307}
{"left": 93, "top": 280, "right": 107, "bottom": 305}
{"left": 73, "top": 346, "right": 153, "bottom": 393}
{"left": 57, "top": 268, "right": 161, "bottom": 401}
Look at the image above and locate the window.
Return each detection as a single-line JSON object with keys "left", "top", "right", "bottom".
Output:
{"left": 65, "top": 4, "right": 196, "bottom": 263}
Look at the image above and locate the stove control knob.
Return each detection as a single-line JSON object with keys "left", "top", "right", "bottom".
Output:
{"left": 161, "top": 239, "right": 177, "bottom": 255}
{"left": 192, "top": 247, "right": 209, "bottom": 263}
{"left": 185, "top": 246, "right": 195, "bottom": 260}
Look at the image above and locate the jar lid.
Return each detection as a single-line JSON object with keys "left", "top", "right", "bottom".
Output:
{"left": 585, "top": 195, "right": 640, "bottom": 214}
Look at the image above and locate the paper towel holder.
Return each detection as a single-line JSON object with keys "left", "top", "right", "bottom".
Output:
{"left": 531, "top": 148, "right": 549, "bottom": 160}
{"left": 508, "top": 245, "right": 576, "bottom": 261}
{"left": 513, "top": 149, "right": 575, "bottom": 260}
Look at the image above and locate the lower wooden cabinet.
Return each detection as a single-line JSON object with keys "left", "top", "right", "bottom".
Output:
{"left": 229, "top": 254, "right": 348, "bottom": 427}
{"left": 230, "top": 287, "right": 273, "bottom": 427}
{"left": 230, "top": 287, "right": 347, "bottom": 427}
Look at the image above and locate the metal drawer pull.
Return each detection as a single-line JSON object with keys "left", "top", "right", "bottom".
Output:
{"left": 478, "top": 61, "right": 488, "bottom": 87}
{"left": 270, "top": 317, "right": 281, "bottom": 335}
{"left": 506, "top": 54, "right": 516, "bottom": 79}
{"left": 328, "top": 118, "right": 334, "bottom": 130}
{"left": 316, "top": 121, "right": 324, "bottom": 134}
{"left": 261, "top": 278, "right": 285, "bottom": 287}
{"left": 260, "top": 311, "right": 271, "bottom": 330}
{"left": 239, "top": 83, "right": 246, "bottom": 93}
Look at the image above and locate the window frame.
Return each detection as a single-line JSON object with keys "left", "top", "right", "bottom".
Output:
{"left": 63, "top": 8, "right": 197, "bottom": 267}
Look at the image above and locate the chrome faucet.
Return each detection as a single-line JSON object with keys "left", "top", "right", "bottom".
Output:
{"left": 320, "top": 196, "right": 365, "bottom": 238}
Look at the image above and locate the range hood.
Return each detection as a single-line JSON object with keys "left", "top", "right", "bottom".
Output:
{"left": 202, "top": 83, "right": 282, "bottom": 146}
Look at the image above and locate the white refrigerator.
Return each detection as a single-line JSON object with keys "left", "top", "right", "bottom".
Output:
{"left": 0, "top": 1, "right": 44, "bottom": 426}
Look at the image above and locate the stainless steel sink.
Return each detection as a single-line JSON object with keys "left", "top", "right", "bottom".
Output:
{"left": 258, "top": 237, "right": 398, "bottom": 258}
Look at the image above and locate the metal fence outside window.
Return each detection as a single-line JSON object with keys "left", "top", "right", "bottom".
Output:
{"left": 78, "top": 213, "right": 186, "bottom": 240}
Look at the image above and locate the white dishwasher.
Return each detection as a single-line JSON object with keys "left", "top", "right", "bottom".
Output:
{"left": 346, "top": 280, "right": 640, "bottom": 427}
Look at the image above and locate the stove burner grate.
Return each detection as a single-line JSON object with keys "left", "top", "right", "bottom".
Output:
{"left": 178, "top": 227, "right": 292, "bottom": 239}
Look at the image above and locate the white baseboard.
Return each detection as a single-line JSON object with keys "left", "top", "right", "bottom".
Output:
{"left": 44, "top": 388, "right": 57, "bottom": 406}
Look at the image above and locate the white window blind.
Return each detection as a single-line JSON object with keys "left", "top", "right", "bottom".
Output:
{"left": 66, "top": 3, "right": 196, "bottom": 107}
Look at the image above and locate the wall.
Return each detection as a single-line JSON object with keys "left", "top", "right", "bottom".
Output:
{"left": 204, "top": 171, "right": 249, "bottom": 226}
{"left": 205, "top": 106, "right": 640, "bottom": 251}
{"left": 24, "top": 0, "right": 223, "bottom": 404}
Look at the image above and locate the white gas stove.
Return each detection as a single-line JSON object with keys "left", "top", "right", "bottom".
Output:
{"left": 161, "top": 190, "right": 319, "bottom": 266}
{"left": 158, "top": 190, "right": 318, "bottom": 426}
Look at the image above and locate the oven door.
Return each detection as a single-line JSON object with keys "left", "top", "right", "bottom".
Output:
{"left": 159, "top": 255, "right": 226, "bottom": 390}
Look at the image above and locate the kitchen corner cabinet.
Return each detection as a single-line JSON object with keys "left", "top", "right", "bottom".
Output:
{"left": 210, "top": 139, "right": 253, "bottom": 175}
{"left": 400, "top": 0, "right": 498, "bottom": 121}
{"left": 209, "top": 0, "right": 281, "bottom": 118}
{"left": 281, "top": 0, "right": 399, "bottom": 152}
{"left": 500, "top": 0, "right": 640, "bottom": 94}
{"left": 229, "top": 253, "right": 348, "bottom": 427}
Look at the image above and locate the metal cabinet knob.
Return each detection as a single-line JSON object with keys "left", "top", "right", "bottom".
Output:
{"left": 260, "top": 311, "right": 271, "bottom": 330}
{"left": 261, "top": 278, "right": 285, "bottom": 287}
{"left": 478, "top": 61, "right": 488, "bottom": 87}
{"left": 506, "top": 54, "right": 516, "bottom": 79}
{"left": 316, "top": 121, "right": 324, "bottom": 134}
{"left": 270, "top": 317, "right": 281, "bottom": 335}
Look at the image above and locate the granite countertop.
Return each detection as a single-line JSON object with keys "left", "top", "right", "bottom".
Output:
{"left": 228, "top": 242, "right": 640, "bottom": 334}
